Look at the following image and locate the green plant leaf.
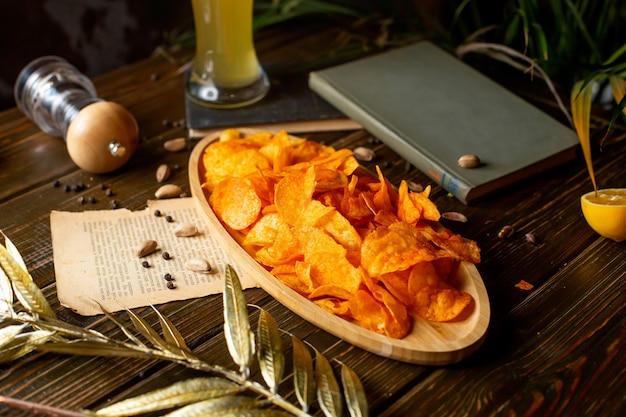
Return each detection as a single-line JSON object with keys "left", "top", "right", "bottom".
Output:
{"left": 571, "top": 79, "right": 597, "bottom": 192}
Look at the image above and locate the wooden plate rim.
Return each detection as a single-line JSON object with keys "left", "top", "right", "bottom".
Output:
{"left": 188, "top": 129, "right": 490, "bottom": 365}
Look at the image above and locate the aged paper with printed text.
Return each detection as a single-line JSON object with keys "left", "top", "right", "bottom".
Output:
{"left": 51, "top": 198, "right": 256, "bottom": 315}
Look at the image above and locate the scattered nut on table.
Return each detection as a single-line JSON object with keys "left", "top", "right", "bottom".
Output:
{"left": 185, "top": 258, "right": 212, "bottom": 274}
{"left": 155, "top": 184, "right": 183, "bottom": 199}
{"left": 156, "top": 164, "right": 171, "bottom": 183}
{"left": 135, "top": 239, "right": 158, "bottom": 257}
{"left": 174, "top": 223, "right": 199, "bottom": 237}
{"left": 163, "top": 137, "right": 187, "bottom": 152}
{"left": 441, "top": 211, "right": 468, "bottom": 223}
{"left": 457, "top": 154, "right": 481, "bottom": 169}
{"left": 353, "top": 146, "right": 376, "bottom": 162}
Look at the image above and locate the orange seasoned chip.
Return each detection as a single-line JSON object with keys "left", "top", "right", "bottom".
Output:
{"left": 255, "top": 221, "right": 301, "bottom": 267}
{"left": 309, "top": 284, "right": 354, "bottom": 300}
{"left": 377, "top": 270, "right": 412, "bottom": 306}
{"left": 271, "top": 263, "right": 314, "bottom": 295}
{"left": 203, "top": 129, "right": 481, "bottom": 339}
{"left": 313, "top": 298, "right": 350, "bottom": 316}
{"left": 258, "top": 130, "right": 294, "bottom": 172}
{"left": 412, "top": 287, "right": 472, "bottom": 322}
{"left": 370, "top": 285, "right": 411, "bottom": 339}
{"left": 315, "top": 168, "right": 349, "bottom": 191}
{"left": 243, "top": 212, "right": 284, "bottom": 247}
{"left": 361, "top": 224, "right": 436, "bottom": 276}
{"left": 372, "top": 166, "right": 396, "bottom": 214}
{"left": 202, "top": 141, "right": 270, "bottom": 192}
{"left": 415, "top": 222, "right": 481, "bottom": 264}
{"left": 211, "top": 177, "right": 262, "bottom": 230}
{"left": 515, "top": 280, "right": 534, "bottom": 290}
{"left": 320, "top": 210, "right": 362, "bottom": 252}
{"left": 348, "top": 289, "right": 409, "bottom": 338}
{"left": 244, "top": 170, "right": 275, "bottom": 206}
{"left": 274, "top": 166, "right": 317, "bottom": 226}
{"left": 348, "top": 289, "right": 387, "bottom": 335}
{"left": 305, "top": 251, "right": 362, "bottom": 294}
{"left": 397, "top": 182, "right": 441, "bottom": 223}
{"left": 407, "top": 261, "right": 472, "bottom": 322}
{"left": 292, "top": 140, "right": 335, "bottom": 164}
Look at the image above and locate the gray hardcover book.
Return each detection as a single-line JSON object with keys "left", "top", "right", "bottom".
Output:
{"left": 309, "top": 41, "right": 579, "bottom": 204}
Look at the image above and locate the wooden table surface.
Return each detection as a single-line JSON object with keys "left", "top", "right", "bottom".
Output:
{"left": 1, "top": 25, "right": 625, "bottom": 417}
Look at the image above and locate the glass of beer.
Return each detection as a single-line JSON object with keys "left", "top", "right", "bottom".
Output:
{"left": 187, "top": 0, "right": 270, "bottom": 108}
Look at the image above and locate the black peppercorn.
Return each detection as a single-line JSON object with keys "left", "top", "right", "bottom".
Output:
{"left": 142, "top": 261, "right": 150, "bottom": 268}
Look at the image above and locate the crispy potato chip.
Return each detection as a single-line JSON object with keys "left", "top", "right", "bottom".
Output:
{"left": 348, "top": 289, "right": 409, "bottom": 338}
{"left": 255, "top": 221, "right": 301, "bottom": 267}
{"left": 315, "top": 168, "right": 349, "bottom": 191}
{"left": 320, "top": 210, "right": 362, "bottom": 252}
{"left": 243, "top": 212, "right": 284, "bottom": 247}
{"left": 372, "top": 166, "right": 396, "bottom": 214}
{"left": 244, "top": 170, "right": 275, "bottom": 206}
{"left": 275, "top": 166, "right": 317, "bottom": 226}
{"left": 259, "top": 130, "right": 294, "bottom": 172}
{"left": 370, "top": 285, "right": 411, "bottom": 338}
{"left": 359, "top": 267, "right": 411, "bottom": 338}
{"left": 309, "top": 284, "right": 354, "bottom": 300}
{"left": 397, "top": 182, "right": 441, "bottom": 223}
{"left": 211, "top": 177, "right": 262, "bottom": 230}
{"left": 361, "top": 224, "right": 437, "bottom": 276}
{"left": 408, "top": 261, "right": 472, "bottom": 322}
{"left": 202, "top": 141, "right": 270, "bottom": 192}
{"left": 271, "top": 263, "right": 314, "bottom": 295}
{"left": 412, "top": 287, "right": 472, "bottom": 322}
{"left": 515, "top": 280, "right": 534, "bottom": 291}
{"left": 314, "top": 298, "right": 351, "bottom": 316}
{"left": 415, "top": 222, "right": 481, "bottom": 264}
{"left": 292, "top": 140, "right": 336, "bottom": 164}
{"left": 348, "top": 289, "right": 387, "bottom": 335}
{"left": 203, "top": 129, "right": 481, "bottom": 339}
{"left": 377, "top": 270, "right": 412, "bottom": 306}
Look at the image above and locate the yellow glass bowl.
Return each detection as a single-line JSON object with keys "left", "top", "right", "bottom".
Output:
{"left": 580, "top": 188, "right": 626, "bottom": 242}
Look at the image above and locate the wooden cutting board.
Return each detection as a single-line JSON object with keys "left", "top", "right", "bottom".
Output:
{"left": 188, "top": 129, "right": 490, "bottom": 365}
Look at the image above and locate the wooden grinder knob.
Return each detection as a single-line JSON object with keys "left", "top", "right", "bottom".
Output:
{"left": 66, "top": 101, "right": 139, "bottom": 173}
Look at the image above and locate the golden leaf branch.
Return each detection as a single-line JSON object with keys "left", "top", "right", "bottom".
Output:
{"left": 1, "top": 233, "right": 368, "bottom": 417}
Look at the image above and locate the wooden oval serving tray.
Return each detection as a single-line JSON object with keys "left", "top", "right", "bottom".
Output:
{"left": 188, "top": 129, "right": 490, "bottom": 365}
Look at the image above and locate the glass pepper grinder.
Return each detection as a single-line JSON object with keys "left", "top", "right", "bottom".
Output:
{"left": 14, "top": 56, "right": 138, "bottom": 173}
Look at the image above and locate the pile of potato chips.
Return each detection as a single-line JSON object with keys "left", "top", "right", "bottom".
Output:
{"left": 202, "top": 129, "right": 480, "bottom": 339}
